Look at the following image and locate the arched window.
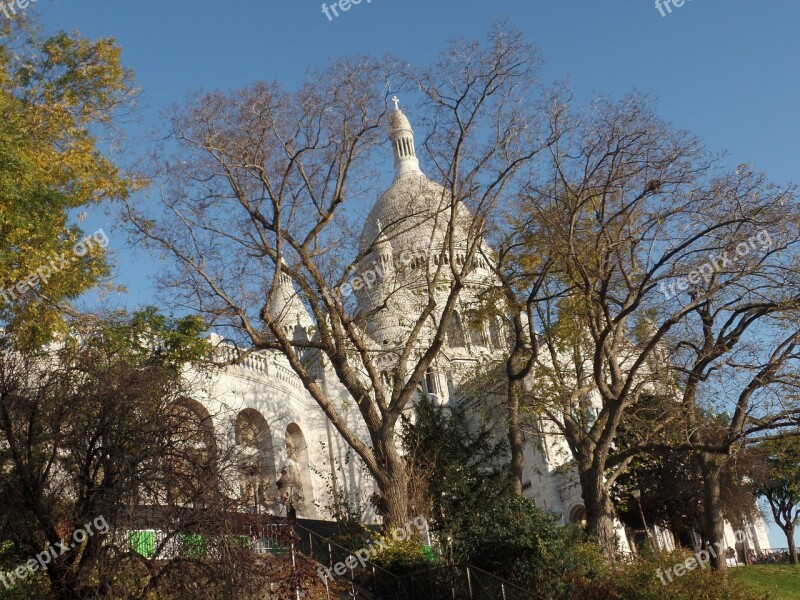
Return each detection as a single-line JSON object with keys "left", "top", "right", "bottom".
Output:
{"left": 447, "top": 312, "right": 466, "bottom": 348}
{"left": 172, "top": 398, "right": 215, "bottom": 448}
{"left": 488, "top": 317, "right": 504, "bottom": 350}
{"left": 569, "top": 505, "right": 587, "bottom": 528}
{"left": 380, "top": 370, "right": 398, "bottom": 391}
{"left": 424, "top": 369, "right": 440, "bottom": 397}
{"left": 470, "top": 322, "right": 487, "bottom": 348}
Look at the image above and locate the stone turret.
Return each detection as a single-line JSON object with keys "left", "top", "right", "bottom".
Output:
{"left": 269, "top": 261, "right": 314, "bottom": 341}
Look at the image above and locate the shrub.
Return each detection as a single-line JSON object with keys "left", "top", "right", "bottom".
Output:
{"left": 332, "top": 531, "right": 373, "bottom": 553}
{"left": 572, "top": 549, "right": 769, "bottom": 600}
{"left": 369, "top": 535, "right": 433, "bottom": 576}
{"left": 453, "top": 494, "right": 607, "bottom": 598}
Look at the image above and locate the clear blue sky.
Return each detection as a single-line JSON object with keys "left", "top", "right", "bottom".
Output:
{"left": 35, "top": 0, "right": 800, "bottom": 547}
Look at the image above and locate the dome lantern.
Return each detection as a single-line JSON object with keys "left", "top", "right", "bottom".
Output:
{"left": 389, "top": 97, "right": 421, "bottom": 180}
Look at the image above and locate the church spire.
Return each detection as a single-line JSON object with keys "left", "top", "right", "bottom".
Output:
{"left": 389, "top": 97, "right": 421, "bottom": 180}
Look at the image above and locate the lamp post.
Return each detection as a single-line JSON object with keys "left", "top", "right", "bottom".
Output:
{"left": 276, "top": 468, "right": 301, "bottom": 600}
{"left": 276, "top": 467, "right": 297, "bottom": 522}
{"left": 632, "top": 489, "right": 657, "bottom": 549}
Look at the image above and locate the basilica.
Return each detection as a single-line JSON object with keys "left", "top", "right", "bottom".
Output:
{"left": 185, "top": 101, "right": 772, "bottom": 560}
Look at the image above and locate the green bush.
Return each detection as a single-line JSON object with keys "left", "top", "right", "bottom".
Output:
{"left": 369, "top": 535, "right": 433, "bottom": 576}
{"left": 571, "top": 549, "right": 769, "bottom": 600}
{"left": 453, "top": 495, "right": 607, "bottom": 598}
{"left": 328, "top": 530, "right": 373, "bottom": 553}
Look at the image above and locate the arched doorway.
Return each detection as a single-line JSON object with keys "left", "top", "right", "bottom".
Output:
{"left": 166, "top": 398, "right": 217, "bottom": 506}
{"left": 569, "top": 505, "right": 587, "bottom": 528}
{"left": 284, "top": 423, "right": 315, "bottom": 517}
{"left": 234, "top": 409, "right": 276, "bottom": 513}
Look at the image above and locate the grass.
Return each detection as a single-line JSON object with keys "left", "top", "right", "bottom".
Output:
{"left": 731, "top": 563, "right": 800, "bottom": 600}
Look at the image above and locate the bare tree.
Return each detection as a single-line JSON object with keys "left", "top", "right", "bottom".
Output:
{"left": 125, "top": 25, "right": 559, "bottom": 526}
{"left": 488, "top": 92, "right": 800, "bottom": 565}
{"left": 0, "top": 312, "right": 325, "bottom": 599}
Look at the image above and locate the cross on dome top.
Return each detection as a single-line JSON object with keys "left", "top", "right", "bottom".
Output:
{"left": 392, "top": 96, "right": 401, "bottom": 111}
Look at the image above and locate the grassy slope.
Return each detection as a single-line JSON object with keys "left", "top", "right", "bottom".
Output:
{"left": 731, "top": 564, "right": 800, "bottom": 600}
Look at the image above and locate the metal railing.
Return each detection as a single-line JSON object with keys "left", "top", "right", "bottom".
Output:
{"left": 123, "top": 518, "right": 546, "bottom": 599}
{"left": 295, "top": 523, "right": 402, "bottom": 598}
{"left": 751, "top": 548, "right": 798, "bottom": 564}
{"left": 123, "top": 520, "right": 295, "bottom": 559}
{"left": 293, "top": 522, "right": 545, "bottom": 600}
{"left": 392, "top": 564, "right": 546, "bottom": 600}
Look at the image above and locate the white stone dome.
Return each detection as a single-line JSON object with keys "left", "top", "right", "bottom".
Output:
{"left": 361, "top": 172, "right": 454, "bottom": 258}
{"left": 360, "top": 104, "right": 474, "bottom": 272}
{"left": 355, "top": 102, "right": 493, "bottom": 348}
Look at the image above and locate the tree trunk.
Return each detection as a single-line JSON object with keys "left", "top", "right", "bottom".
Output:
{"left": 377, "top": 432, "right": 410, "bottom": 527}
{"left": 507, "top": 381, "right": 525, "bottom": 495}
{"left": 783, "top": 524, "right": 798, "bottom": 565}
{"left": 48, "top": 567, "right": 79, "bottom": 600}
{"left": 700, "top": 452, "right": 727, "bottom": 573}
{"left": 580, "top": 466, "right": 619, "bottom": 559}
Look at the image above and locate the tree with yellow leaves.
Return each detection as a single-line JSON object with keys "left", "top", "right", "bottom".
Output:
{"left": 0, "top": 18, "right": 138, "bottom": 344}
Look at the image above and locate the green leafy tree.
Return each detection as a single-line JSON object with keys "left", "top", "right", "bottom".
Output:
{"left": 611, "top": 397, "right": 761, "bottom": 549}
{"left": 402, "top": 396, "right": 605, "bottom": 597}
{"left": 751, "top": 437, "right": 800, "bottom": 564}
{"left": 0, "top": 309, "right": 220, "bottom": 600}
{"left": 401, "top": 395, "right": 511, "bottom": 542}
{"left": 611, "top": 449, "right": 760, "bottom": 550}
{"left": 456, "top": 495, "right": 605, "bottom": 598}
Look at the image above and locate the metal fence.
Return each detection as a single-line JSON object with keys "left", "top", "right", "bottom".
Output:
{"left": 752, "top": 548, "right": 797, "bottom": 564}
{"left": 614, "top": 545, "right": 798, "bottom": 567}
{"left": 123, "top": 521, "right": 294, "bottom": 559}
{"left": 392, "top": 565, "right": 545, "bottom": 600}
{"left": 294, "top": 523, "right": 544, "bottom": 600}
{"left": 294, "top": 524, "right": 402, "bottom": 598}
